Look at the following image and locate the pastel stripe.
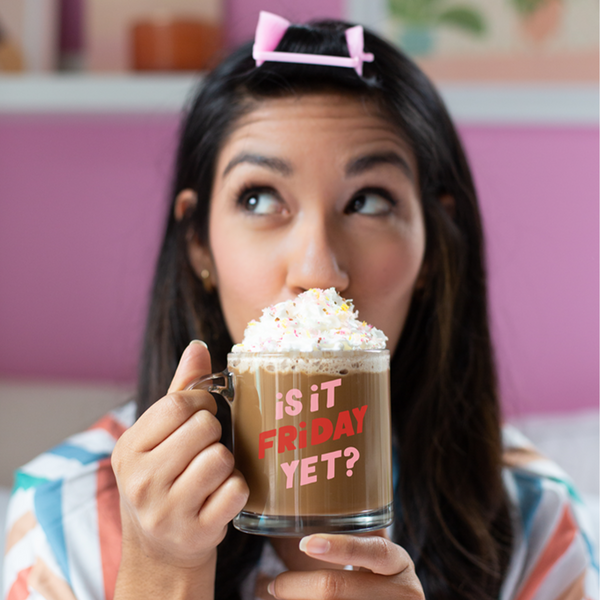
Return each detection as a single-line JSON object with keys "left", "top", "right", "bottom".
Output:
{"left": 6, "top": 566, "right": 33, "bottom": 600}
{"left": 13, "top": 472, "right": 50, "bottom": 493}
{"left": 499, "top": 470, "right": 528, "bottom": 600}
{"left": 581, "top": 529, "right": 599, "bottom": 573}
{"left": 522, "top": 460, "right": 584, "bottom": 505}
{"left": 92, "top": 403, "right": 134, "bottom": 440}
{"left": 515, "top": 504, "right": 579, "bottom": 600}
{"left": 29, "top": 557, "right": 77, "bottom": 600}
{"left": 48, "top": 443, "right": 108, "bottom": 466}
{"left": 570, "top": 498, "right": 599, "bottom": 571}
{"left": 5, "top": 488, "right": 35, "bottom": 530}
{"left": 97, "top": 458, "right": 122, "bottom": 600}
{"left": 584, "top": 568, "right": 599, "bottom": 599}
{"left": 3, "top": 517, "right": 39, "bottom": 587}
{"left": 5, "top": 511, "right": 37, "bottom": 554}
{"left": 520, "top": 478, "right": 569, "bottom": 573}
{"left": 18, "top": 454, "right": 88, "bottom": 483}
{"left": 91, "top": 414, "right": 127, "bottom": 441}
{"left": 504, "top": 447, "right": 547, "bottom": 469}
{"left": 513, "top": 471, "right": 543, "bottom": 539}
{"left": 555, "top": 572, "right": 586, "bottom": 600}
{"left": 533, "top": 532, "right": 589, "bottom": 600}
{"left": 67, "top": 428, "right": 123, "bottom": 455}
{"left": 33, "top": 480, "right": 70, "bottom": 585}
{"left": 62, "top": 467, "right": 105, "bottom": 600}
{"left": 113, "top": 402, "right": 136, "bottom": 431}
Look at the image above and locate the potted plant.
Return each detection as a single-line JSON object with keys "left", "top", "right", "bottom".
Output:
{"left": 509, "top": 0, "right": 563, "bottom": 43}
{"left": 388, "top": 0, "right": 486, "bottom": 55}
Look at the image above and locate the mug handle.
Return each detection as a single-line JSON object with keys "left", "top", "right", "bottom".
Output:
{"left": 186, "top": 370, "right": 235, "bottom": 404}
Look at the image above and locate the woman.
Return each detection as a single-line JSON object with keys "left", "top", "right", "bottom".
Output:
{"left": 4, "top": 13, "right": 596, "bottom": 600}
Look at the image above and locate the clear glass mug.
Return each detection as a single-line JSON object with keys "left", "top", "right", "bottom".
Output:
{"left": 188, "top": 350, "right": 393, "bottom": 536}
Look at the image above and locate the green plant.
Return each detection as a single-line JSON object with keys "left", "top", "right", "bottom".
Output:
{"left": 509, "top": 0, "right": 550, "bottom": 16}
{"left": 389, "top": 0, "right": 486, "bottom": 34}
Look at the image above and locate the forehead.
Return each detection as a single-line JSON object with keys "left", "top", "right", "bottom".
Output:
{"left": 216, "top": 94, "right": 415, "bottom": 167}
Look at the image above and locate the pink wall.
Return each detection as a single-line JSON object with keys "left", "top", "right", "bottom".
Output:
{"left": 0, "top": 116, "right": 597, "bottom": 417}
{"left": 462, "top": 126, "right": 599, "bottom": 415}
{"left": 223, "top": 0, "right": 343, "bottom": 48}
{"left": 0, "top": 115, "right": 177, "bottom": 382}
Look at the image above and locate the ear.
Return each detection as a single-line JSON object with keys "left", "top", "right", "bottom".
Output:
{"left": 174, "top": 188, "right": 198, "bottom": 221}
{"left": 439, "top": 194, "right": 455, "bottom": 220}
{"left": 188, "top": 238, "right": 218, "bottom": 292}
{"left": 174, "top": 188, "right": 218, "bottom": 291}
{"left": 414, "top": 261, "right": 427, "bottom": 291}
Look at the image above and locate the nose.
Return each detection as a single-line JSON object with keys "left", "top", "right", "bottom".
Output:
{"left": 285, "top": 215, "right": 350, "bottom": 295}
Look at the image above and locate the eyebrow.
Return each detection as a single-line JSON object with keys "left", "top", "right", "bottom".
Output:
{"left": 222, "top": 153, "right": 293, "bottom": 178}
{"left": 345, "top": 152, "right": 414, "bottom": 181}
{"left": 221, "top": 150, "right": 414, "bottom": 181}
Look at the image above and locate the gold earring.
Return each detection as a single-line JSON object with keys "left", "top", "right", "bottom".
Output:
{"left": 200, "top": 269, "right": 214, "bottom": 293}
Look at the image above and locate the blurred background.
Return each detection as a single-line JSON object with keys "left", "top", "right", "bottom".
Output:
{"left": 0, "top": 0, "right": 598, "bottom": 566}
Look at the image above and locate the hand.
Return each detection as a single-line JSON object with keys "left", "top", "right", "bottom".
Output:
{"left": 267, "top": 533, "right": 424, "bottom": 600}
{"left": 112, "top": 341, "right": 249, "bottom": 599}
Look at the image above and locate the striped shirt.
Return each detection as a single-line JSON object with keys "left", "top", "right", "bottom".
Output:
{"left": 3, "top": 403, "right": 598, "bottom": 600}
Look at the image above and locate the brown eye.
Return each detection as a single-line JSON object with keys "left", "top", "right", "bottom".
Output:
{"left": 239, "top": 188, "right": 284, "bottom": 215}
{"left": 346, "top": 190, "right": 395, "bottom": 216}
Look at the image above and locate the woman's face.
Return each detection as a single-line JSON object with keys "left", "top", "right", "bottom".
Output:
{"left": 203, "top": 94, "right": 426, "bottom": 352}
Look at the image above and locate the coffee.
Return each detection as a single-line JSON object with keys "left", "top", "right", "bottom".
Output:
{"left": 229, "top": 351, "right": 392, "bottom": 529}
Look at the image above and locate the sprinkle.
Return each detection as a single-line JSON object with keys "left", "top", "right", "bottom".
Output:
{"left": 231, "top": 288, "right": 387, "bottom": 352}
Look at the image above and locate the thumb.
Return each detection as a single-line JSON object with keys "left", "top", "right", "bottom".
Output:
{"left": 168, "top": 340, "right": 213, "bottom": 394}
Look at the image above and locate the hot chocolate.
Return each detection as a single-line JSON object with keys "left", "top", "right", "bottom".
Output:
{"left": 230, "top": 351, "right": 392, "bottom": 519}
{"left": 226, "top": 288, "right": 393, "bottom": 535}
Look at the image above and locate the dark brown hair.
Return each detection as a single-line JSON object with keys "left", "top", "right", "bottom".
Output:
{"left": 136, "top": 19, "right": 512, "bottom": 600}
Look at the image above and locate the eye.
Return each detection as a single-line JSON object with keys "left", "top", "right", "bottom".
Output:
{"left": 238, "top": 187, "right": 285, "bottom": 215}
{"left": 345, "top": 189, "right": 396, "bottom": 216}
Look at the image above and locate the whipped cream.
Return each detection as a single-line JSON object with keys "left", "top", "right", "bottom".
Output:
{"left": 232, "top": 288, "right": 388, "bottom": 353}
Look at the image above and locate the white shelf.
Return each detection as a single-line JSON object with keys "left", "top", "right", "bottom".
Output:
{"left": 439, "top": 84, "right": 598, "bottom": 126}
{"left": 0, "top": 74, "right": 597, "bottom": 125}
{"left": 0, "top": 74, "right": 202, "bottom": 114}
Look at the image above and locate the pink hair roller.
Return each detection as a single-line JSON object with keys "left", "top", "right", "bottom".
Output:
{"left": 252, "top": 11, "right": 374, "bottom": 76}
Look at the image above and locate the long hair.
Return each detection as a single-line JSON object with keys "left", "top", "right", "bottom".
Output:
{"left": 136, "top": 19, "right": 512, "bottom": 600}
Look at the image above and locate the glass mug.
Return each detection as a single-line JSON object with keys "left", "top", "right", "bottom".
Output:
{"left": 189, "top": 350, "right": 393, "bottom": 536}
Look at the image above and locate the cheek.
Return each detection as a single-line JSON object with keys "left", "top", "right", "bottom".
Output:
{"left": 209, "top": 232, "right": 281, "bottom": 344}
{"left": 355, "top": 232, "right": 425, "bottom": 349}
{"left": 210, "top": 235, "right": 250, "bottom": 342}
{"left": 363, "top": 231, "right": 425, "bottom": 297}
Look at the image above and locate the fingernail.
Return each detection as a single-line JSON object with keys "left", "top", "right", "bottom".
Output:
{"left": 299, "top": 535, "right": 330, "bottom": 554}
{"left": 189, "top": 340, "right": 208, "bottom": 349}
{"left": 267, "top": 580, "right": 276, "bottom": 597}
